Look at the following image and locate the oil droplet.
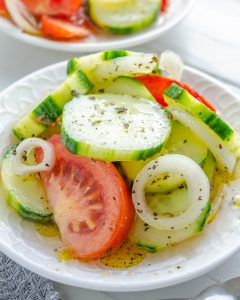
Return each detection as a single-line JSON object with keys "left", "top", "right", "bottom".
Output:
{"left": 57, "top": 248, "right": 89, "bottom": 263}
{"left": 100, "top": 239, "right": 146, "bottom": 269}
{"left": 35, "top": 223, "right": 59, "bottom": 237}
{"left": 58, "top": 248, "right": 76, "bottom": 261}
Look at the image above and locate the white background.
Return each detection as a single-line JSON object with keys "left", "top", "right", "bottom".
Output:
{"left": 0, "top": 0, "right": 240, "bottom": 299}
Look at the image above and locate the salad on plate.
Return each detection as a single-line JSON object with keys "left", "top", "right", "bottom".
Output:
{"left": 1, "top": 49, "right": 240, "bottom": 268}
{"left": 0, "top": 0, "right": 169, "bottom": 41}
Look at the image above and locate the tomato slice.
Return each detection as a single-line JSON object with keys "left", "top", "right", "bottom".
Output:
{"left": 0, "top": 0, "right": 7, "bottom": 15}
{"left": 136, "top": 75, "right": 215, "bottom": 112}
{"left": 41, "top": 15, "right": 89, "bottom": 40}
{"left": 36, "top": 135, "right": 135, "bottom": 259}
{"left": 22, "top": 0, "right": 83, "bottom": 16}
{"left": 161, "top": 0, "right": 169, "bottom": 12}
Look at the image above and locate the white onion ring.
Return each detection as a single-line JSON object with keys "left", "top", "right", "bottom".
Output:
{"left": 17, "top": 0, "right": 39, "bottom": 29}
{"left": 132, "top": 154, "right": 210, "bottom": 230}
{"left": 168, "top": 104, "right": 236, "bottom": 172}
{"left": 159, "top": 50, "right": 183, "bottom": 81}
{"left": 5, "top": 0, "right": 39, "bottom": 34}
{"left": 14, "top": 138, "right": 55, "bottom": 175}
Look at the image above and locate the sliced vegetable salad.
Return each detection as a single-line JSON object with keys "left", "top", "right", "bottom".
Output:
{"left": 1, "top": 50, "right": 240, "bottom": 266}
{"left": 0, "top": 0, "right": 169, "bottom": 41}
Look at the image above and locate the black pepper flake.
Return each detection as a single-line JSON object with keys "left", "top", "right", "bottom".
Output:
{"left": 107, "top": 248, "right": 113, "bottom": 254}
{"left": 115, "top": 106, "right": 128, "bottom": 114}
{"left": 91, "top": 120, "right": 102, "bottom": 126}
{"left": 151, "top": 56, "right": 158, "bottom": 63}
{"left": 183, "top": 139, "right": 187, "bottom": 144}
{"left": 171, "top": 226, "right": 175, "bottom": 230}
{"left": 45, "top": 163, "right": 49, "bottom": 167}
{"left": 22, "top": 154, "right": 27, "bottom": 161}
{"left": 71, "top": 89, "right": 80, "bottom": 97}
{"left": 137, "top": 209, "right": 143, "bottom": 214}
{"left": 176, "top": 266, "right": 181, "bottom": 269}
{"left": 98, "top": 88, "right": 105, "bottom": 93}
{"left": 153, "top": 212, "right": 158, "bottom": 216}
{"left": 163, "top": 175, "right": 170, "bottom": 180}
{"left": 198, "top": 195, "right": 202, "bottom": 201}
{"left": 219, "top": 144, "right": 223, "bottom": 149}
{"left": 152, "top": 165, "right": 157, "bottom": 170}
{"left": 144, "top": 227, "right": 149, "bottom": 232}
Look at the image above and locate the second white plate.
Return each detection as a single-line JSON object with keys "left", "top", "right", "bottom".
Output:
{"left": 0, "top": 0, "right": 193, "bottom": 52}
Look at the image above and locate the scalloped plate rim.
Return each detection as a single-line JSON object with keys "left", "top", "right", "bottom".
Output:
{"left": 0, "top": 61, "right": 240, "bottom": 292}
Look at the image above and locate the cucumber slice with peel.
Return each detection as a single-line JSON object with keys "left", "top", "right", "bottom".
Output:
{"left": 88, "top": 0, "right": 161, "bottom": 34}
{"left": 13, "top": 70, "right": 93, "bottom": 140}
{"left": 67, "top": 50, "right": 133, "bottom": 76}
{"left": 203, "top": 151, "right": 216, "bottom": 185}
{"left": 121, "top": 120, "right": 208, "bottom": 194}
{"left": 91, "top": 76, "right": 155, "bottom": 100}
{"left": 1, "top": 146, "right": 53, "bottom": 223}
{"left": 61, "top": 94, "right": 171, "bottom": 161}
{"left": 168, "top": 104, "right": 236, "bottom": 173}
{"left": 129, "top": 201, "right": 211, "bottom": 253}
{"left": 164, "top": 83, "right": 240, "bottom": 153}
{"left": 92, "top": 53, "right": 159, "bottom": 82}
{"left": 165, "top": 120, "right": 208, "bottom": 166}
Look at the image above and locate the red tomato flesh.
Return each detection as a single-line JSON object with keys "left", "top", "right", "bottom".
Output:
{"left": 136, "top": 75, "right": 216, "bottom": 112}
{"left": 161, "top": 0, "right": 169, "bottom": 12}
{"left": 0, "top": 0, "right": 7, "bottom": 15}
{"left": 36, "top": 135, "right": 135, "bottom": 259}
{"left": 21, "top": 0, "right": 83, "bottom": 16}
{"left": 41, "top": 15, "right": 89, "bottom": 39}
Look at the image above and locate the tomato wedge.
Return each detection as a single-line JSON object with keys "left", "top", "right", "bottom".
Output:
{"left": 161, "top": 0, "right": 169, "bottom": 12}
{"left": 136, "top": 75, "right": 216, "bottom": 112}
{"left": 0, "top": 0, "right": 7, "bottom": 15}
{"left": 36, "top": 135, "right": 134, "bottom": 259}
{"left": 41, "top": 15, "right": 89, "bottom": 39}
{"left": 22, "top": 0, "right": 83, "bottom": 16}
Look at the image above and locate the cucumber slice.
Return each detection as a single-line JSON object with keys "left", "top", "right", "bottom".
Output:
{"left": 168, "top": 104, "right": 237, "bottom": 172}
{"left": 121, "top": 120, "right": 208, "bottom": 194}
{"left": 13, "top": 70, "right": 93, "bottom": 140}
{"left": 146, "top": 186, "right": 189, "bottom": 217}
{"left": 91, "top": 76, "right": 155, "bottom": 100}
{"left": 67, "top": 50, "right": 133, "bottom": 76}
{"left": 203, "top": 151, "right": 216, "bottom": 185}
{"left": 88, "top": 0, "right": 161, "bottom": 34}
{"left": 92, "top": 53, "right": 159, "bottom": 82}
{"left": 129, "top": 201, "right": 211, "bottom": 253}
{"left": 93, "top": 0, "right": 135, "bottom": 7}
{"left": 61, "top": 94, "right": 171, "bottom": 161}
{"left": 163, "top": 83, "right": 239, "bottom": 153}
{"left": 1, "top": 146, "right": 53, "bottom": 223}
{"left": 165, "top": 120, "right": 208, "bottom": 166}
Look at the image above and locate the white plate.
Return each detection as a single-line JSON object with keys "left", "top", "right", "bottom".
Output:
{"left": 0, "top": 0, "right": 193, "bottom": 52}
{"left": 0, "top": 60, "right": 240, "bottom": 292}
